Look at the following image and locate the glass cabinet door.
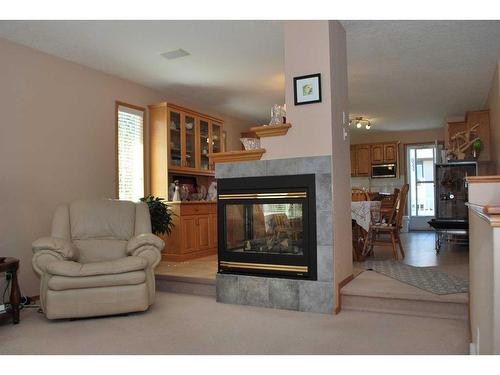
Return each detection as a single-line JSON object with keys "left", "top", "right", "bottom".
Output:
{"left": 183, "top": 114, "right": 196, "bottom": 169}
{"left": 168, "top": 110, "right": 182, "bottom": 167}
{"left": 199, "top": 119, "right": 210, "bottom": 171}
{"left": 211, "top": 122, "right": 222, "bottom": 154}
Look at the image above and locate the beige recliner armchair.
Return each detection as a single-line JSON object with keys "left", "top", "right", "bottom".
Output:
{"left": 32, "top": 199, "right": 164, "bottom": 320}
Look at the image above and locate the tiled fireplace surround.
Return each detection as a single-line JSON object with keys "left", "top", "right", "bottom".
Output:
{"left": 215, "top": 156, "right": 334, "bottom": 314}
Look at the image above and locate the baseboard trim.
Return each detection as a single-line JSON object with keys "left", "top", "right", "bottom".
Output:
{"left": 334, "top": 273, "right": 354, "bottom": 314}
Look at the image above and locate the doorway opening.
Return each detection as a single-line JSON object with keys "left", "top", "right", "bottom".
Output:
{"left": 406, "top": 144, "right": 436, "bottom": 231}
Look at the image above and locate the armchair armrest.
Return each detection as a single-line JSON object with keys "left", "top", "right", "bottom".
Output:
{"left": 126, "top": 234, "right": 164, "bottom": 268}
{"left": 32, "top": 237, "right": 78, "bottom": 259}
{"left": 126, "top": 233, "right": 164, "bottom": 254}
{"left": 32, "top": 237, "right": 78, "bottom": 276}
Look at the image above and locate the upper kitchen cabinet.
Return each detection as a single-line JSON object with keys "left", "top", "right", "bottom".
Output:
{"left": 353, "top": 144, "right": 371, "bottom": 176}
{"left": 350, "top": 141, "right": 400, "bottom": 178}
{"left": 370, "top": 142, "right": 399, "bottom": 164}
{"left": 371, "top": 144, "right": 384, "bottom": 164}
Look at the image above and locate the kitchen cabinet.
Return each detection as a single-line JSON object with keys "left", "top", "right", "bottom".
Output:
{"left": 371, "top": 144, "right": 384, "bottom": 164}
{"left": 350, "top": 141, "right": 399, "bottom": 177}
{"left": 350, "top": 145, "right": 357, "bottom": 176}
{"left": 161, "top": 202, "right": 217, "bottom": 262}
{"left": 354, "top": 145, "right": 371, "bottom": 176}
{"left": 384, "top": 143, "right": 398, "bottom": 163}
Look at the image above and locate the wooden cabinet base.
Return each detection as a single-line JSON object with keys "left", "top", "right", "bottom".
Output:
{"left": 160, "top": 202, "right": 218, "bottom": 263}
{"left": 161, "top": 248, "right": 216, "bottom": 262}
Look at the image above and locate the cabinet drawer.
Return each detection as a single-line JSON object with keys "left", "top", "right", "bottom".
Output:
{"left": 180, "top": 203, "right": 216, "bottom": 216}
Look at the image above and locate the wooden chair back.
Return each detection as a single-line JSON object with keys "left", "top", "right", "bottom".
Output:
{"left": 352, "top": 188, "right": 370, "bottom": 202}
{"left": 388, "top": 184, "right": 409, "bottom": 227}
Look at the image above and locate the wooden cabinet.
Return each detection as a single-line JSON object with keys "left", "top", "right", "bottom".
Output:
{"left": 161, "top": 202, "right": 217, "bottom": 261}
{"left": 354, "top": 145, "right": 371, "bottom": 176}
{"left": 149, "top": 103, "right": 225, "bottom": 191}
{"left": 370, "top": 143, "right": 398, "bottom": 164}
{"left": 350, "top": 145, "right": 357, "bottom": 176}
{"left": 350, "top": 142, "right": 400, "bottom": 177}
{"left": 384, "top": 143, "right": 398, "bottom": 163}
{"left": 371, "top": 144, "right": 384, "bottom": 164}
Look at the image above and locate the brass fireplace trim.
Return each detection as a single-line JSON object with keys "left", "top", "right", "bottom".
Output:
{"left": 219, "top": 261, "right": 308, "bottom": 273}
{"left": 218, "top": 192, "right": 307, "bottom": 200}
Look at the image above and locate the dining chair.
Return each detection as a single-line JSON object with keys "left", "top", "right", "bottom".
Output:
{"left": 380, "top": 187, "right": 400, "bottom": 222}
{"left": 352, "top": 187, "right": 370, "bottom": 202}
{"left": 362, "top": 184, "right": 409, "bottom": 260}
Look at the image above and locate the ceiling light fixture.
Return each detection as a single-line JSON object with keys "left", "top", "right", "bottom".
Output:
{"left": 349, "top": 117, "right": 372, "bottom": 130}
{"left": 160, "top": 48, "right": 190, "bottom": 60}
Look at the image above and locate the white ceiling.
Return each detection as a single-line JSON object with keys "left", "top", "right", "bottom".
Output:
{"left": 0, "top": 20, "right": 499, "bottom": 131}
{"left": 343, "top": 20, "right": 500, "bottom": 131}
{"left": 0, "top": 20, "right": 284, "bottom": 123}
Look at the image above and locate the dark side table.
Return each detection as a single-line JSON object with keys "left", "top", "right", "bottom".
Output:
{"left": 0, "top": 257, "right": 21, "bottom": 324}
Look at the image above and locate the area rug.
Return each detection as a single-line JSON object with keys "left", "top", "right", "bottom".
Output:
{"left": 360, "top": 260, "right": 469, "bottom": 295}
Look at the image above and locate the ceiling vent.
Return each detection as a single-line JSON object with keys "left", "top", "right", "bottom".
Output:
{"left": 160, "top": 49, "right": 190, "bottom": 60}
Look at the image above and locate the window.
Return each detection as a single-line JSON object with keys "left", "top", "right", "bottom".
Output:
{"left": 117, "top": 102, "right": 145, "bottom": 202}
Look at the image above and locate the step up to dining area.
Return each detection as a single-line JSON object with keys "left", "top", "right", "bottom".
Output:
{"left": 341, "top": 270, "right": 468, "bottom": 320}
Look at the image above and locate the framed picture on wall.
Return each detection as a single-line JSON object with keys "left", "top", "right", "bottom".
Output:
{"left": 293, "top": 73, "right": 322, "bottom": 105}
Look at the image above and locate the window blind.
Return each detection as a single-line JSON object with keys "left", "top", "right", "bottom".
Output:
{"left": 117, "top": 105, "right": 144, "bottom": 202}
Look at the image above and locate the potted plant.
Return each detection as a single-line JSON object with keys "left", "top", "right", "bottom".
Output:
{"left": 140, "top": 195, "right": 175, "bottom": 237}
{"left": 472, "top": 139, "right": 482, "bottom": 159}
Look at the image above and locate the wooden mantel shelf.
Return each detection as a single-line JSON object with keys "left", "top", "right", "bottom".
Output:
{"left": 208, "top": 149, "right": 266, "bottom": 164}
{"left": 250, "top": 123, "right": 292, "bottom": 137}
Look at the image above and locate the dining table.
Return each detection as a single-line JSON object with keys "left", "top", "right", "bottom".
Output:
{"left": 351, "top": 200, "right": 381, "bottom": 261}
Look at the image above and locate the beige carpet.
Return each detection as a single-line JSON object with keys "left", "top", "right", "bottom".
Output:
{"left": 0, "top": 292, "right": 468, "bottom": 354}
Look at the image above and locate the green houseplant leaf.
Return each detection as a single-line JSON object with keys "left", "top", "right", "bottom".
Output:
{"left": 140, "top": 195, "right": 175, "bottom": 236}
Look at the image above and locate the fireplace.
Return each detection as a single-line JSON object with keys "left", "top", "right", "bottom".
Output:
{"left": 217, "top": 174, "right": 317, "bottom": 280}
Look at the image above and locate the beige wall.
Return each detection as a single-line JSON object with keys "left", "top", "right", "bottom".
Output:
{"left": 0, "top": 37, "right": 248, "bottom": 296}
{"left": 260, "top": 21, "right": 334, "bottom": 159}
{"left": 487, "top": 61, "right": 500, "bottom": 173}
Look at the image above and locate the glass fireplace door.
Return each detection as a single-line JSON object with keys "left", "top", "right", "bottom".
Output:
{"left": 225, "top": 202, "right": 304, "bottom": 256}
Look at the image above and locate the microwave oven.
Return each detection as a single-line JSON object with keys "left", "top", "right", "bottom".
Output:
{"left": 371, "top": 164, "right": 397, "bottom": 178}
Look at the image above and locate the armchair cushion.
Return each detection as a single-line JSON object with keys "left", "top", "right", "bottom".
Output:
{"left": 46, "top": 256, "right": 148, "bottom": 277}
{"left": 32, "top": 237, "right": 78, "bottom": 260}
{"left": 48, "top": 271, "right": 146, "bottom": 291}
{"left": 126, "top": 233, "right": 164, "bottom": 254}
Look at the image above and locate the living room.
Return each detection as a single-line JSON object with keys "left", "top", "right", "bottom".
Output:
{"left": 2, "top": 1, "right": 500, "bottom": 372}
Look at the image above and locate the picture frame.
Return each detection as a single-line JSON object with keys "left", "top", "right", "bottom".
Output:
{"left": 293, "top": 73, "right": 322, "bottom": 105}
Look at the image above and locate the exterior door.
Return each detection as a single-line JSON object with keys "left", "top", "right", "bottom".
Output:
{"left": 406, "top": 144, "right": 436, "bottom": 230}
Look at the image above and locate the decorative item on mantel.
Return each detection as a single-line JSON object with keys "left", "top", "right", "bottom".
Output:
{"left": 269, "top": 104, "right": 286, "bottom": 125}
{"left": 240, "top": 137, "right": 261, "bottom": 150}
